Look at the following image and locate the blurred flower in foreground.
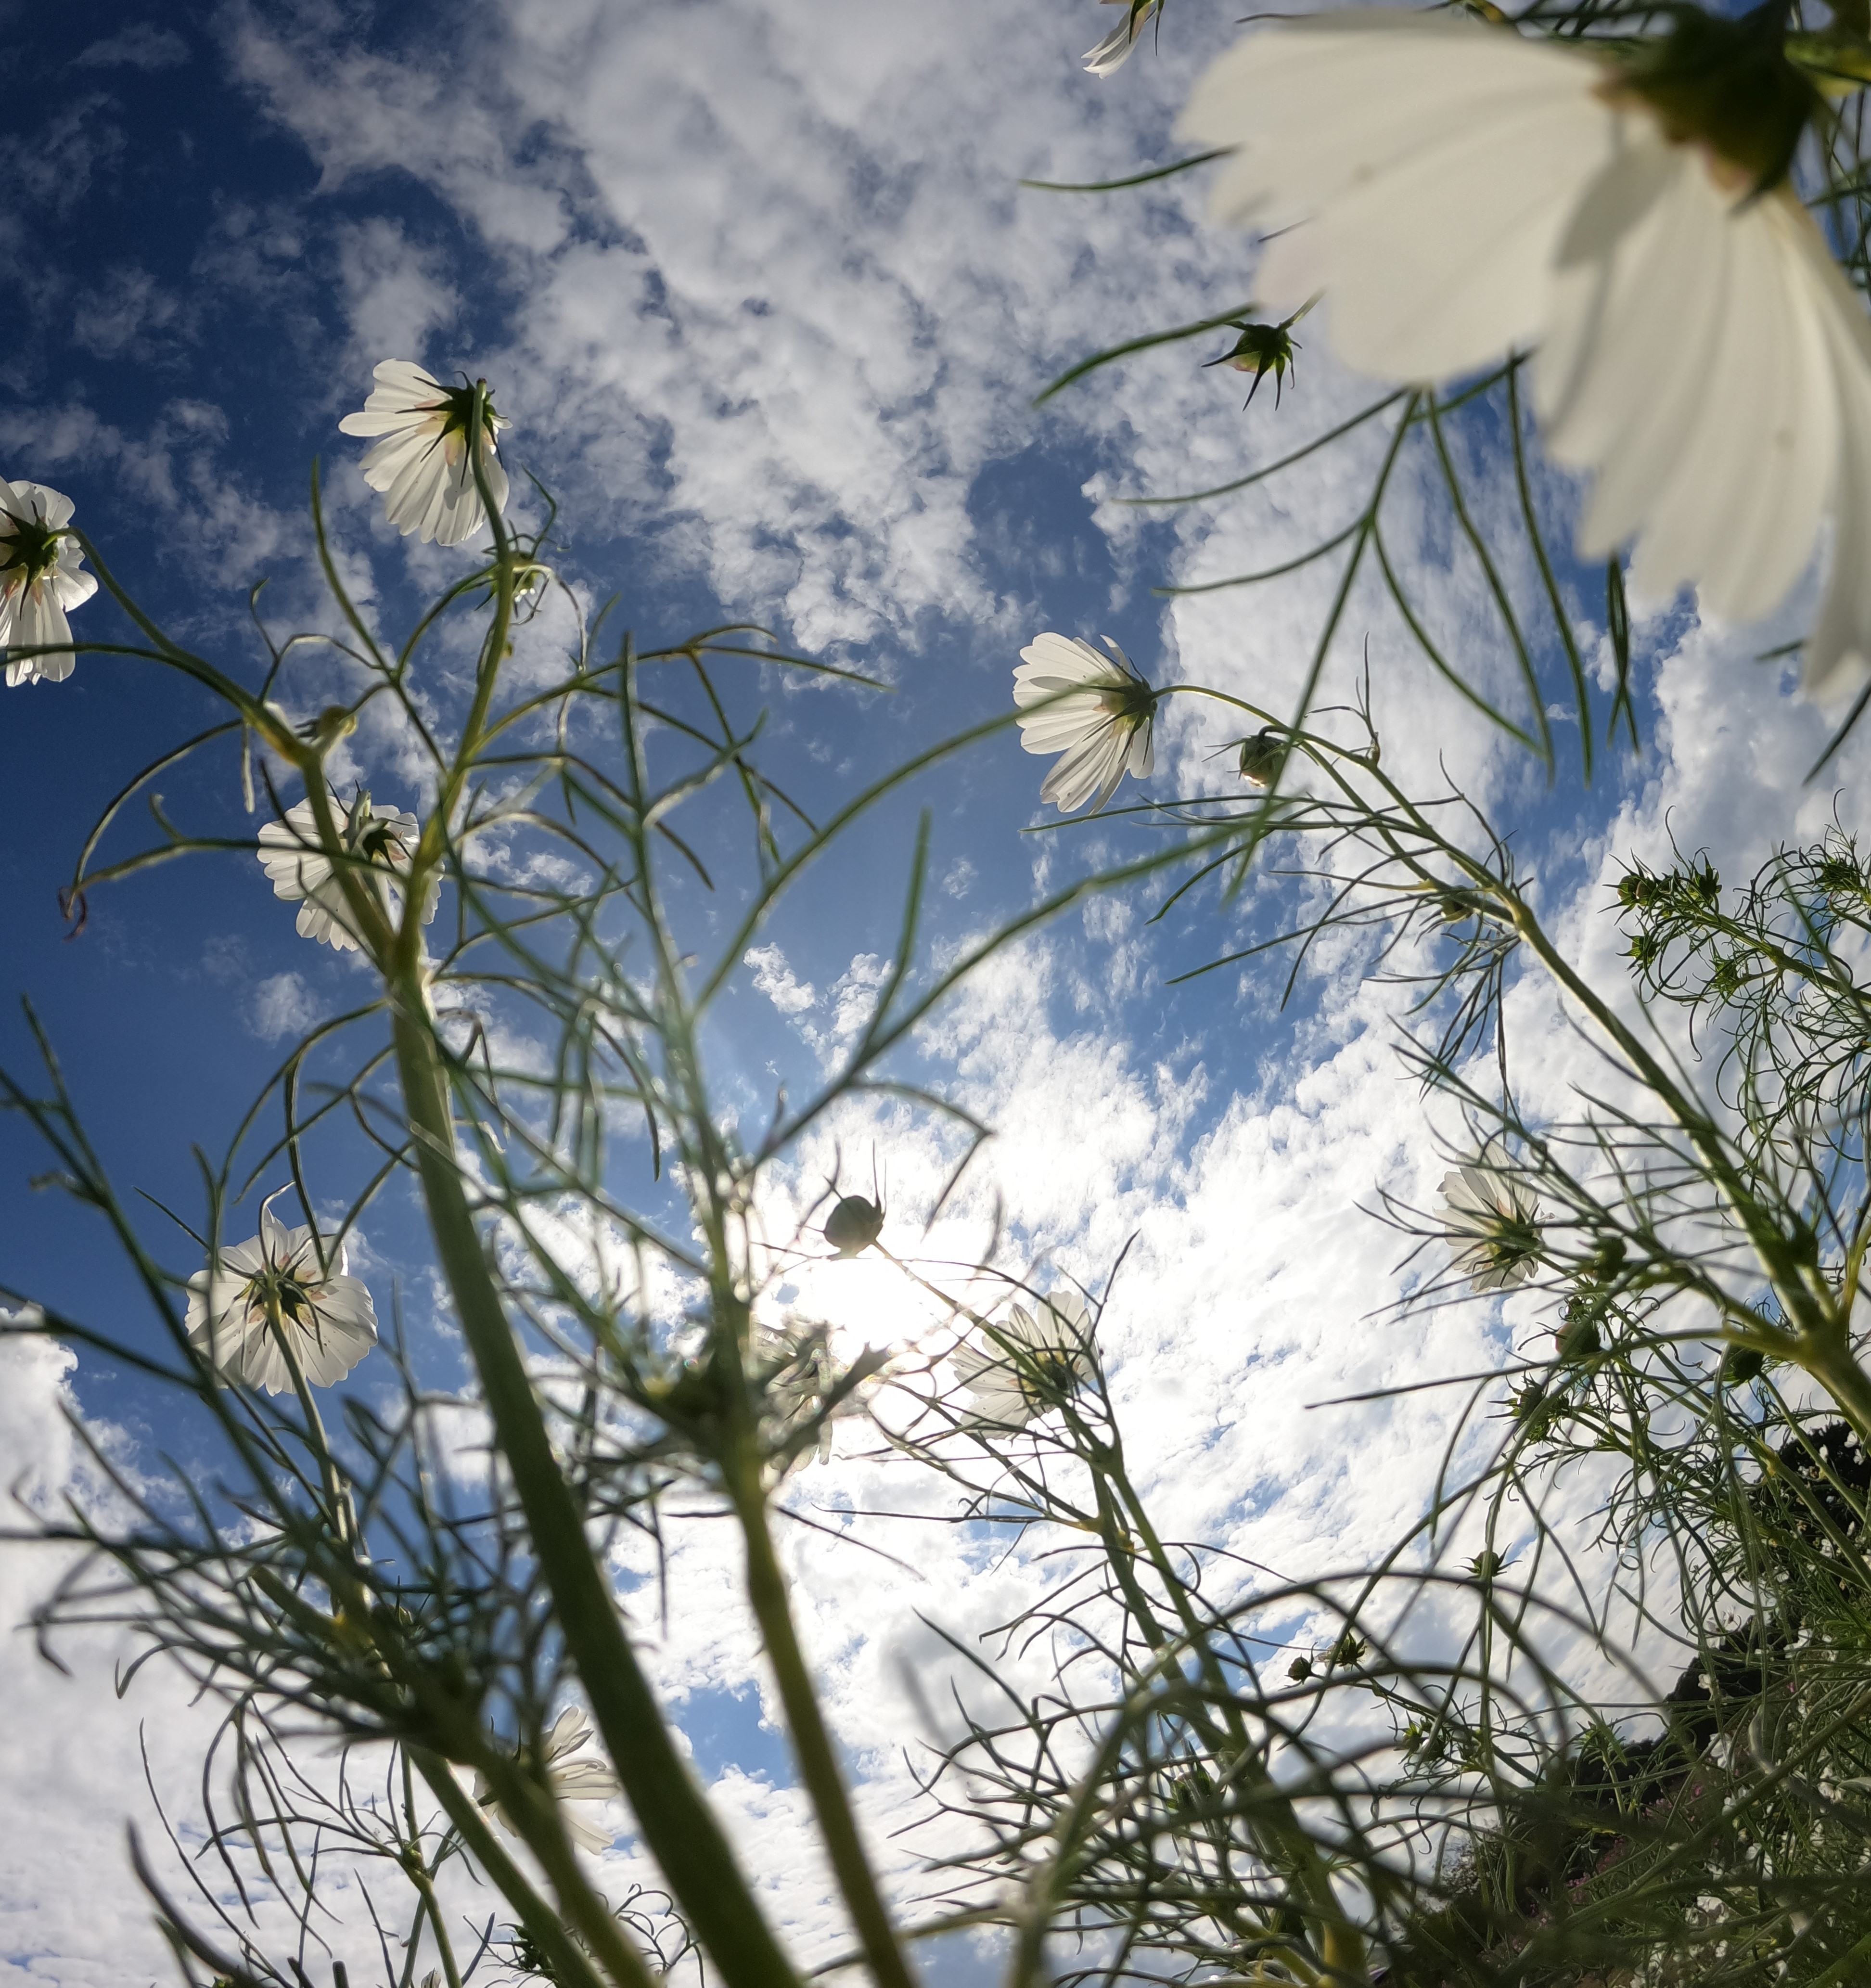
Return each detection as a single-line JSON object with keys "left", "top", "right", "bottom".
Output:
{"left": 1085, "top": 0, "right": 1163, "bottom": 77}
{"left": 258, "top": 790, "right": 437, "bottom": 952}
{"left": 1179, "top": 8, "right": 1871, "bottom": 698}
{"left": 1014, "top": 632, "right": 1158, "bottom": 813}
{"left": 953, "top": 1293, "right": 1096, "bottom": 1429}
{"left": 1439, "top": 1158, "right": 1543, "bottom": 1293}
{"left": 339, "top": 360, "right": 511, "bottom": 547}
{"left": 185, "top": 1194, "right": 378, "bottom": 1394}
{"left": 0, "top": 481, "right": 97, "bottom": 687}
{"left": 474, "top": 1706, "right": 620, "bottom": 1855}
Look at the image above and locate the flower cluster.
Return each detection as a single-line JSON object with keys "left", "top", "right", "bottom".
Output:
{"left": 1084, "top": 0, "right": 1163, "bottom": 77}
{"left": 1179, "top": 9, "right": 1871, "bottom": 697}
{"left": 1439, "top": 1158, "right": 1543, "bottom": 1294}
{"left": 473, "top": 1706, "right": 620, "bottom": 1855}
{"left": 184, "top": 1196, "right": 378, "bottom": 1395}
{"left": 0, "top": 480, "right": 95, "bottom": 688}
{"left": 953, "top": 1292, "right": 1097, "bottom": 1429}
{"left": 340, "top": 360, "right": 511, "bottom": 547}
{"left": 1012, "top": 632, "right": 1158, "bottom": 813}
{"left": 257, "top": 790, "right": 438, "bottom": 952}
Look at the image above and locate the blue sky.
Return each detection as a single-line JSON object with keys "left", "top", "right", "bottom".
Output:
{"left": 4, "top": 2, "right": 1870, "bottom": 1983}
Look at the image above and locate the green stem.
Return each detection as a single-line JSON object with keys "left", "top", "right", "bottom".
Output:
{"left": 413, "top": 1751, "right": 642, "bottom": 1988}
{"left": 389, "top": 1000, "right": 799, "bottom": 1988}
{"left": 730, "top": 1463, "right": 918, "bottom": 1988}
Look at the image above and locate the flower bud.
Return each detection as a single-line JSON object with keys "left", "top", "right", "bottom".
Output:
{"left": 824, "top": 1193, "right": 884, "bottom": 1257}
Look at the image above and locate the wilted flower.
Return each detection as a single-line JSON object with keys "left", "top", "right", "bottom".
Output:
{"left": 1013, "top": 632, "right": 1158, "bottom": 814}
{"left": 257, "top": 790, "right": 438, "bottom": 952}
{"left": 1180, "top": 9, "right": 1871, "bottom": 698}
{"left": 1439, "top": 1158, "right": 1542, "bottom": 1292}
{"left": 953, "top": 1292, "right": 1096, "bottom": 1429}
{"left": 0, "top": 481, "right": 97, "bottom": 687}
{"left": 339, "top": 360, "right": 511, "bottom": 547}
{"left": 1084, "top": 0, "right": 1163, "bottom": 77}
{"left": 185, "top": 1193, "right": 378, "bottom": 1394}
{"left": 474, "top": 1706, "right": 619, "bottom": 1855}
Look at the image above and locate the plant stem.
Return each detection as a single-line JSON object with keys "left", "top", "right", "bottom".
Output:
{"left": 390, "top": 1000, "right": 800, "bottom": 1988}
{"left": 731, "top": 1464, "right": 918, "bottom": 1988}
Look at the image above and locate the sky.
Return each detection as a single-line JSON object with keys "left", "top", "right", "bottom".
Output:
{"left": 3, "top": 2, "right": 1870, "bottom": 1986}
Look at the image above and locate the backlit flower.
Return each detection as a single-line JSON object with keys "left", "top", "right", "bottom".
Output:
{"left": 1179, "top": 10, "right": 1871, "bottom": 698}
{"left": 1439, "top": 1159, "right": 1543, "bottom": 1293}
{"left": 1013, "top": 632, "right": 1158, "bottom": 813}
{"left": 474, "top": 1707, "right": 619, "bottom": 1855}
{"left": 338, "top": 360, "right": 511, "bottom": 547}
{"left": 0, "top": 481, "right": 96, "bottom": 687}
{"left": 257, "top": 790, "right": 438, "bottom": 952}
{"left": 1085, "top": 0, "right": 1163, "bottom": 77}
{"left": 185, "top": 1193, "right": 378, "bottom": 1394}
{"left": 953, "top": 1293, "right": 1096, "bottom": 1430}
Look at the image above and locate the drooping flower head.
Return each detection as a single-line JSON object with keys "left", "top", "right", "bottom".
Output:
{"left": 0, "top": 480, "right": 97, "bottom": 688}
{"left": 1179, "top": 8, "right": 1871, "bottom": 699}
{"left": 339, "top": 360, "right": 511, "bottom": 547}
{"left": 1013, "top": 632, "right": 1158, "bottom": 814}
{"left": 473, "top": 1706, "right": 620, "bottom": 1855}
{"left": 185, "top": 1193, "right": 378, "bottom": 1394}
{"left": 1438, "top": 1158, "right": 1543, "bottom": 1294}
{"left": 952, "top": 1292, "right": 1097, "bottom": 1430}
{"left": 1084, "top": 0, "right": 1165, "bottom": 77}
{"left": 257, "top": 789, "right": 438, "bottom": 952}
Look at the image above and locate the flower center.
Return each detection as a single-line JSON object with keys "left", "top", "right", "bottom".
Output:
{"left": 1098, "top": 679, "right": 1158, "bottom": 726}
{"left": 432, "top": 382, "right": 505, "bottom": 446}
{"left": 245, "top": 1262, "right": 321, "bottom": 1327}
{"left": 1617, "top": 4, "right": 1820, "bottom": 195}
{"left": 0, "top": 509, "right": 64, "bottom": 589}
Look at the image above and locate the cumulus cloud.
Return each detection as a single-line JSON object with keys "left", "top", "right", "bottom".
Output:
{"left": 73, "top": 24, "right": 190, "bottom": 71}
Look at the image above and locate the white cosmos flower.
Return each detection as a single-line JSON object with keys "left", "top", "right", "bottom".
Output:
{"left": 257, "top": 790, "right": 438, "bottom": 952}
{"left": 473, "top": 1707, "right": 620, "bottom": 1855}
{"left": 1179, "top": 12, "right": 1871, "bottom": 699}
{"left": 338, "top": 360, "right": 511, "bottom": 547}
{"left": 1438, "top": 1159, "right": 1543, "bottom": 1294}
{"left": 953, "top": 1293, "right": 1097, "bottom": 1430}
{"left": 1085, "top": 0, "right": 1162, "bottom": 77}
{"left": 185, "top": 1193, "right": 378, "bottom": 1394}
{"left": 1013, "top": 632, "right": 1158, "bottom": 813}
{"left": 0, "top": 480, "right": 97, "bottom": 687}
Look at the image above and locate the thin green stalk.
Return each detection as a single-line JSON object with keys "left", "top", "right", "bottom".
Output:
{"left": 412, "top": 1751, "right": 637, "bottom": 1988}
{"left": 730, "top": 1462, "right": 918, "bottom": 1988}
{"left": 389, "top": 1000, "right": 800, "bottom": 1988}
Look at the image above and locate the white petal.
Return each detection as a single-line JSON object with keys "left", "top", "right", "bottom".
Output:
{"left": 1181, "top": 15, "right": 1611, "bottom": 375}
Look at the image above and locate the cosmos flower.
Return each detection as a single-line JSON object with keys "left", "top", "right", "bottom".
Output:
{"left": 338, "top": 360, "right": 511, "bottom": 547}
{"left": 1439, "top": 1159, "right": 1543, "bottom": 1294}
{"left": 257, "top": 791, "right": 438, "bottom": 952}
{"left": 473, "top": 1706, "right": 620, "bottom": 1856}
{"left": 953, "top": 1293, "right": 1096, "bottom": 1430}
{"left": 1084, "top": 0, "right": 1162, "bottom": 77}
{"left": 1179, "top": 9, "right": 1871, "bottom": 698}
{"left": 185, "top": 1194, "right": 378, "bottom": 1394}
{"left": 1013, "top": 632, "right": 1158, "bottom": 813}
{"left": 0, "top": 481, "right": 97, "bottom": 687}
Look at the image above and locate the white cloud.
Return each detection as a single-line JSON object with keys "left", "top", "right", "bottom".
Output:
{"left": 247, "top": 969, "right": 322, "bottom": 1040}
{"left": 73, "top": 25, "right": 190, "bottom": 71}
